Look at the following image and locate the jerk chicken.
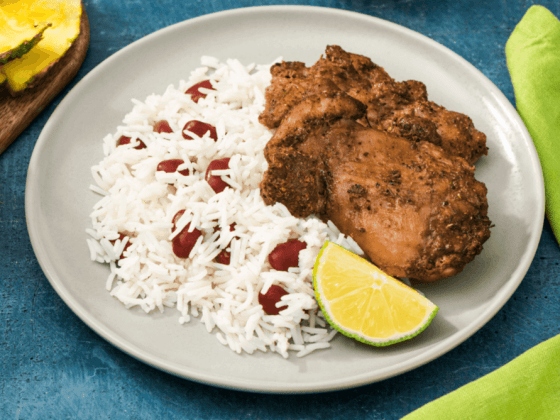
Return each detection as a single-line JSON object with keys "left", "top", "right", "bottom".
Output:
{"left": 259, "top": 47, "right": 491, "bottom": 282}
{"left": 259, "top": 45, "right": 488, "bottom": 165}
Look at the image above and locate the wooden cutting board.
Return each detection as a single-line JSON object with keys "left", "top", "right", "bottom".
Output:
{"left": 0, "top": 6, "right": 90, "bottom": 155}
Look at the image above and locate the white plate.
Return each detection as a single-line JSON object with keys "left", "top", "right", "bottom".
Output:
{"left": 26, "top": 6, "right": 544, "bottom": 393}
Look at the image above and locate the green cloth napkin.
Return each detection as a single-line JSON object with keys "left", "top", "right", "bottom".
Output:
{"left": 403, "top": 6, "right": 560, "bottom": 419}
{"left": 507, "top": 5, "right": 560, "bottom": 239}
{"left": 402, "top": 334, "right": 560, "bottom": 419}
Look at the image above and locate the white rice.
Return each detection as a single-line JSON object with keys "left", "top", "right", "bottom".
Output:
{"left": 87, "top": 57, "right": 365, "bottom": 358}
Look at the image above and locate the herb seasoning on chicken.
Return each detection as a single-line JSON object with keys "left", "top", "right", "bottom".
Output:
{"left": 259, "top": 46, "right": 492, "bottom": 283}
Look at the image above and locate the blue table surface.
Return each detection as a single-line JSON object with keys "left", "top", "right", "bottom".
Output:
{"left": 2, "top": 1, "right": 560, "bottom": 418}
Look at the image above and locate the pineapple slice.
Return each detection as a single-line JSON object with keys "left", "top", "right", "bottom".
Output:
{"left": 2, "top": 0, "right": 82, "bottom": 95}
{"left": 0, "top": 7, "right": 50, "bottom": 65}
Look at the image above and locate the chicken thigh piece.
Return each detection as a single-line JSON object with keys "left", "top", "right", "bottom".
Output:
{"left": 378, "top": 100, "right": 489, "bottom": 167}
{"left": 259, "top": 45, "right": 488, "bottom": 165}
{"left": 261, "top": 92, "right": 491, "bottom": 282}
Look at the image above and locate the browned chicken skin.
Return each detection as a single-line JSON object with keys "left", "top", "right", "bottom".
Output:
{"left": 260, "top": 89, "right": 492, "bottom": 282}
{"left": 259, "top": 45, "right": 487, "bottom": 165}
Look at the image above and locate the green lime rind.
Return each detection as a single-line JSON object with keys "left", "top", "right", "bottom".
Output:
{"left": 318, "top": 297, "right": 438, "bottom": 347}
{"left": 313, "top": 241, "right": 439, "bottom": 347}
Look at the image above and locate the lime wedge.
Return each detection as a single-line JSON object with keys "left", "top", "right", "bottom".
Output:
{"left": 313, "top": 241, "right": 438, "bottom": 346}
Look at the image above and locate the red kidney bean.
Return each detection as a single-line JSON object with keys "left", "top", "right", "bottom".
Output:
{"left": 153, "top": 120, "right": 173, "bottom": 134}
{"left": 205, "top": 158, "right": 231, "bottom": 194}
{"left": 216, "top": 250, "right": 231, "bottom": 265}
{"left": 157, "top": 159, "right": 190, "bottom": 176}
{"left": 268, "top": 240, "right": 307, "bottom": 271}
{"left": 182, "top": 120, "right": 217, "bottom": 141}
{"left": 185, "top": 80, "right": 215, "bottom": 103}
{"left": 172, "top": 223, "right": 202, "bottom": 258}
{"left": 214, "top": 223, "right": 236, "bottom": 265}
{"left": 172, "top": 210, "right": 186, "bottom": 232}
{"left": 110, "top": 233, "right": 132, "bottom": 260}
{"left": 259, "top": 285, "right": 289, "bottom": 315}
{"left": 116, "top": 135, "right": 146, "bottom": 150}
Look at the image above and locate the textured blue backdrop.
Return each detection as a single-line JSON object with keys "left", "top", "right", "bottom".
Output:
{"left": 2, "top": 1, "right": 560, "bottom": 419}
